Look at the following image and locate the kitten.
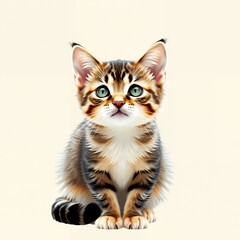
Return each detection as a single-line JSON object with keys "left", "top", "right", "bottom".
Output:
{"left": 52, "top": 39, "right": 169, "bottom": 229}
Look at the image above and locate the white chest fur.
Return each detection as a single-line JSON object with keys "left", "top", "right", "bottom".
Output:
{"left": 103, "top": 128, "right": 144, "bottom": 190}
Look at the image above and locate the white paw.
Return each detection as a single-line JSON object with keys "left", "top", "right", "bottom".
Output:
{"left": 123, "top": 216, "right": 149, "bottom": 229}
{"left": 95, "top": 216, "right": 123, "bottom": 229}
{"left": 143, "top": 208, "right": 156, "bottom": 223}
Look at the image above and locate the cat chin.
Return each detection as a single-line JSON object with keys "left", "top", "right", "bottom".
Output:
{"left": 91, "top": 115, "right": 152, "bottom": 127}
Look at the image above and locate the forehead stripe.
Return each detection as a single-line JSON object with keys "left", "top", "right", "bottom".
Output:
{"left": 129, "top": 74, "right": 133, "bottom": 82}
{"left": 104, "top": 75, "right": 108, "bottom": 83}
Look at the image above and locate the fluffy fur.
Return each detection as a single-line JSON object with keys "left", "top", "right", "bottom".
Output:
{"left": 52, "top": 40, "right": 169, "bottom": 229}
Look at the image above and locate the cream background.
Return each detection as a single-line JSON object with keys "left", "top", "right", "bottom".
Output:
{"left": 0, "top": 0, "right": 239, "bottom": 239}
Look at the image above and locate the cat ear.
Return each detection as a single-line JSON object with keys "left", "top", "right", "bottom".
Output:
{"left": 72, "top": 43, "right": 100, "bottom": 88}
{"left": 137, "top": 40, "right": 167, "bottom": 86}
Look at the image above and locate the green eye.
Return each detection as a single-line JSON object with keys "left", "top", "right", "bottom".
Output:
{"left": 96, "top": 86, "right": 110, "bottom": 98}
{"left": 128, "top": 85, "right": 143, "bottom": 97}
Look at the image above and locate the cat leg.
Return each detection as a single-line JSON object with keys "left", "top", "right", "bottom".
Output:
{"left": 122, "top": 167, "right": 162, "bottom": 229}
{"left": 84, "top": 169, "right": 123, "bottom": 229}
{"left": 123, "top": 189, "right": 150, "bottom": 229}
{"left": 143, "top": 166, "right": 168, "bottom": 224}
{"left": 51, "top": 197, "right": 101, "bottom": 225}
{"left": 94, "top": 189, "right": 123, "bottom": 229}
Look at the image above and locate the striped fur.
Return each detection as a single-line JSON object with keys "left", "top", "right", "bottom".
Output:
{"left": 52, "top": 40, "right": 169, "bottom": 229}
{"left": 52, "top": 198, "right": 101, "bottom": 225}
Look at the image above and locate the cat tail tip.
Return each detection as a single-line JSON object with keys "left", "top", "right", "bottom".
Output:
{"left": 51, "top": 198, "right": 101, "bottom": 225}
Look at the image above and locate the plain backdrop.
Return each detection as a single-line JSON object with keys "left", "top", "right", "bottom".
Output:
{"left": 0, "top": 0, "right": 239, "bottom": 239}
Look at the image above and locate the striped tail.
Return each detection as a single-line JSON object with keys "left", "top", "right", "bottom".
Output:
{"left": 51, "top": 198, "right": 101, "bottom": 225}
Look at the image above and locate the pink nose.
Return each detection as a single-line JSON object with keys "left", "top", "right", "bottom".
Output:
{"left": 113, "top": 100, "right": 125, "bottom": 109}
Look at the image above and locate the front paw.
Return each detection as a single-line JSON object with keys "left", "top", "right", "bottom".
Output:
{"left": 123, "top": 216, "right": 149, "bottom": 229}
{"left": 95, "top": 216, "right": 123, "bottom": 229}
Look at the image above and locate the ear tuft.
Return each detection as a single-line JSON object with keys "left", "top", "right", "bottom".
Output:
{"left": 70, "top": 42, "right": 83, "bottom": 48}
{"left": 72, "top": 45, "right": 100, "bottom": 88}
{"left": 156, "top": 38, "right": 167, "bottom": 44}
{"left": 138, "top": 41, "right": 167, "bottom": 86}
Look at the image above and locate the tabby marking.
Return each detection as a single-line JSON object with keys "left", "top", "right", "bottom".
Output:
{"left": 52, "top": 39, "right": 169, "bottom": 229}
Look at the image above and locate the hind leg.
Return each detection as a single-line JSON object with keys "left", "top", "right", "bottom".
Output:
{"left": 51, "top": 197, "right": 101, "bottom": 225}
{"left": 142, "top": 175, "right": 166, "bottom": 224}
{"left": 143, "top": 208, "right": 156, "bottom": 223}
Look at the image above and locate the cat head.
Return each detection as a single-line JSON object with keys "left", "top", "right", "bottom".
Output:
{"left": 71, "top": 40, "right": 167, "bottom": 127}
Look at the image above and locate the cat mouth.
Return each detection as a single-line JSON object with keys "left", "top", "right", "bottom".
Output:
{"left": 111, "top": 110, "right": 128, "bottom": 117}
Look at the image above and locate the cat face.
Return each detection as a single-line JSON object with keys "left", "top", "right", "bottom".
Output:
{"left": 72, "top": 41, "right": 167, "bottom": 127}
